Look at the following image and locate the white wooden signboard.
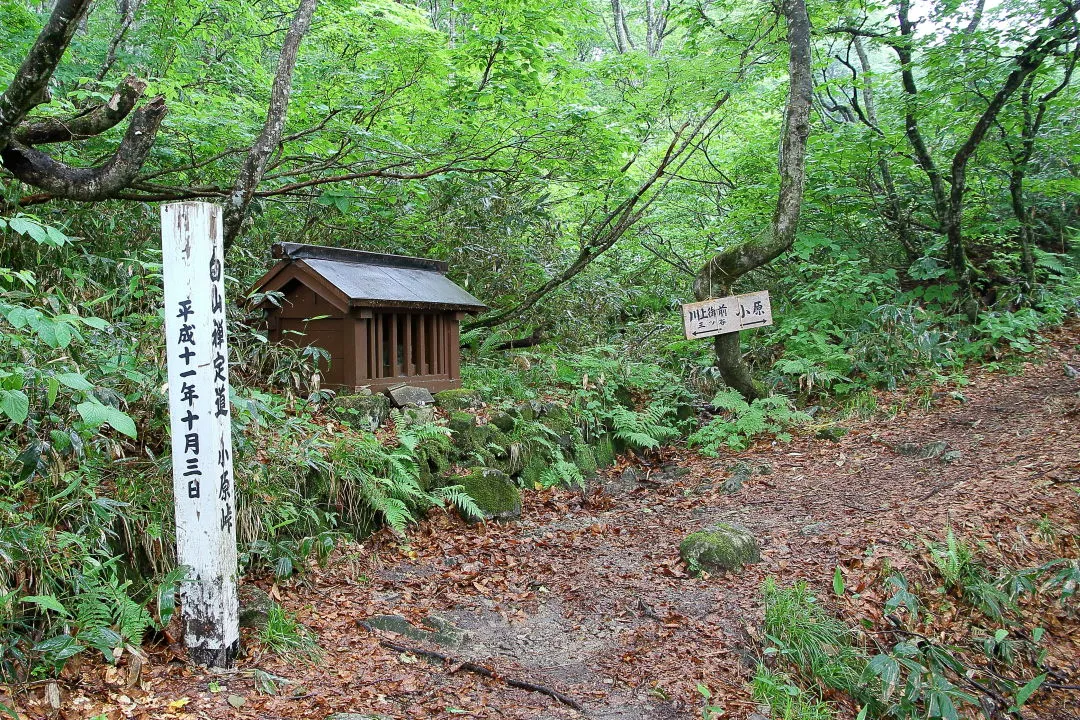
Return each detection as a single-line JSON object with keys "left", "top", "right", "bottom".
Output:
{"left": 162, "top": 202, "right": 239, "bottom": 667}
{"left": 682, "top": 290, "right": 773, "bottom": 340}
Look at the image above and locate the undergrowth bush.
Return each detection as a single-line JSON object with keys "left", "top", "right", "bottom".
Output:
{"left": 258, "top": 603, "right": 322, "bottom": 664}
{"left": 688, "top": 390, "right": 809, "bottom": 454}
{"left": 759, "top": 525, "right": 1079, "bottom": 720}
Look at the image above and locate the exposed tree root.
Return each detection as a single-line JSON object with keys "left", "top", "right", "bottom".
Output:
{"left": 364, "top": 630, "right": 585, "bottom": 711}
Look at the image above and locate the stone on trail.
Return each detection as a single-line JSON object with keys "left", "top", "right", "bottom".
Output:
{"left": 332, "top": 393, "right": 391, "bottom": 431}
{"left": 799, "top": 521, "right": 831, "bottom": 536}
{"left": 360, "top": 614, "right": 468, "bottom": 647}
{"left": 385, "top": 385, "right": 434, "bottom": 408}
{"left": 892, "top": 439, "right": 951, "bottom": 460}
{"left": 680, "top": 523, "right": 760, "bottom": 574}
{"left": 722, "top": 461, "right": 753, "bottom": 494}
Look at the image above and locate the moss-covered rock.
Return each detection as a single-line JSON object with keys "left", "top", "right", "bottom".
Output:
{"left": 593, "top": 434, "right": 616, "bottom": 467}
{"left": 455, "top": 468, "right": 521, "bottom": 522}
{"left": 539, "top": 404, "right": 573, "bottom": 433}
{"left": 490, "top": 411, "right": 516, "bottom": 433}
{"left": 679, "top": 524, "right": 760, "bottom": 574}
{"left": 238, "top": 585, "right": 274, "bottom": 629}
{"left": 415, "top": 435, "right": 452, "bottom": 491}
{"left": 398, "top": 404, "right": 435, "bottom": 425}
{"left": 448, "top": 412, "right": 510, "bottom": 467}
{"left": 480, "top": 423, "right": 510, "bottom": 457}
{"left": 573, "top": 442, "right": 598, "bottom": 477}
{"left": 514, "top": 400, "right": 544, "bottom": 422}
{"left": 448, "top": 411, "right": 477, "bottom": 434}
{"left": 332, "top": 393, "right": 391, "bottom": 432}
{"left": 434, "top": 388, "right": 483, "bottom": 411}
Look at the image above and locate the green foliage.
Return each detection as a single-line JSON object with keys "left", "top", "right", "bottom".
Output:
{"left": 751, "top": 667, "right": 835, "bottom": 720}
{"left": 608, "top": 404, "right": 679, "bottom": 450}
{"left": 761, "top": 538, "right": 1080, "bottom": 720}
{"left": 320, "top": 420, "right": 476, "bottom": 536}
{"left": 259, "top": 604, "right": 322, "bottom": 664}
{"left": 538, "top": 456, "right": 586, "bottom": 491}
{"left": 688, "top": 391, "right": 809, "bottom": 455}
{"left": 926, "top": 527, "right": 978, "bottom": 593}
{"left": 761, "top": 579, "right": 869, "bottom": 698}
{"left": 3, "top": 0, "right": 1080, "bottom": 693}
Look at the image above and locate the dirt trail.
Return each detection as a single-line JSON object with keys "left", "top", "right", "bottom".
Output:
{"left": 17, "top": 326, "right": 1080, "bottom": 720}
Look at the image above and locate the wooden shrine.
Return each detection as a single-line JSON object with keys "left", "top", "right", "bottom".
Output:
{"left": 250, "top": 243, "right": 486, "bottom": 392}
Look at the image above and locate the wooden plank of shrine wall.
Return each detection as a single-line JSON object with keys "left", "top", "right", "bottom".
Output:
{"left": 418, "top": 314, "right": 427, "bottom": 376}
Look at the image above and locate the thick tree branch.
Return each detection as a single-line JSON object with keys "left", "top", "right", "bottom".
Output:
{"left": 465, "top": 95, "right": 733, "bottom": 333}
{"left": 223, "top": 0, "right": 318, "bottom": 252}
{"left": 0, "top": 0, "right": 93, "bottom": 150}
{"left": 14, "top": 76, "right": 147, "bottom": 145}
{"left": 1, "top": 96, "right": 168, "bottom": 201}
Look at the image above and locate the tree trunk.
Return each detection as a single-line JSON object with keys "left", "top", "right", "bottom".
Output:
{"left": 692, "top": 0, "right": 813, "bottom": 401}
{"left": 223, "top": 0, "right": 318, "bottom": 252}
{"left": 611, "top": 0, "right": 630, "bottom": 53}
{"left": 853, "top": 36, "right": 919, "bottom": 262}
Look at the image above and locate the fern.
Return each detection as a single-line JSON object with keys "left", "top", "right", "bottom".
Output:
{"left": 688, "top": 393, "right": 809, "bottom": 455}
{"left": 322, "top": 420, "right": 482, "bottom": 537}
{"left": 926, "top": 527, "right": 979, "bottom": 592}
{"left": 609, "top": 404, "right": 679, "bottom": 450}
{"left": 709, "top": 389, "right": 750, "bottom": 413}
{"left": 539, "top": 457, "right": 586, "bottom": 490}
{"left": 434, "top": 484, "right": 484, "bottom": 522}
{"left": 72, "top": 561, "right": 153, "bottom": 662}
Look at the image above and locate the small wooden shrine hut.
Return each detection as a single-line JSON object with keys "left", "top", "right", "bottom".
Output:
{"left": 250, "top": 243, "right": 486, "bottom": 392}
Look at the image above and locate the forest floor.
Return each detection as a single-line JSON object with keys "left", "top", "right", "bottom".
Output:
{"left": 8, "top": 323, "right": 1080, "bottom": 720}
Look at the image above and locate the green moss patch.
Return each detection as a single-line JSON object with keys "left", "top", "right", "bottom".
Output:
{"left": 434, "top": 388, "right": 483, "bottom": 411}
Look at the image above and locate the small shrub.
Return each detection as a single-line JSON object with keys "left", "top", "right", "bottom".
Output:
{"left": 761, "top": 579, "right": 869, "bottom": 698}
{"left": 259, "top": 604, "right": 322, "bottom": 663}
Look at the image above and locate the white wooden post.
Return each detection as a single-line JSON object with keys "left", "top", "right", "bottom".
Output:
{"left": 161, "top": 202, "right": 239, "bottom": 667}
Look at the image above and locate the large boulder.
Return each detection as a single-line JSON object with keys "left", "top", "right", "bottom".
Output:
{"left": 680, "top": 523, "right": 760, "bottom": 574}
{"left": 454, "top": 468, "right": 521, "bottom": 522}
{"left": 434, "top": 388, "right": 483, "bottom": 411}
{"left": 332, "top": 393, "right": 390, "bottom": 432}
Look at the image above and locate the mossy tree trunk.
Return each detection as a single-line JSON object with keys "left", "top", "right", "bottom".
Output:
{"left": 691, "top": 0, "right": 813, "bottom": 401}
